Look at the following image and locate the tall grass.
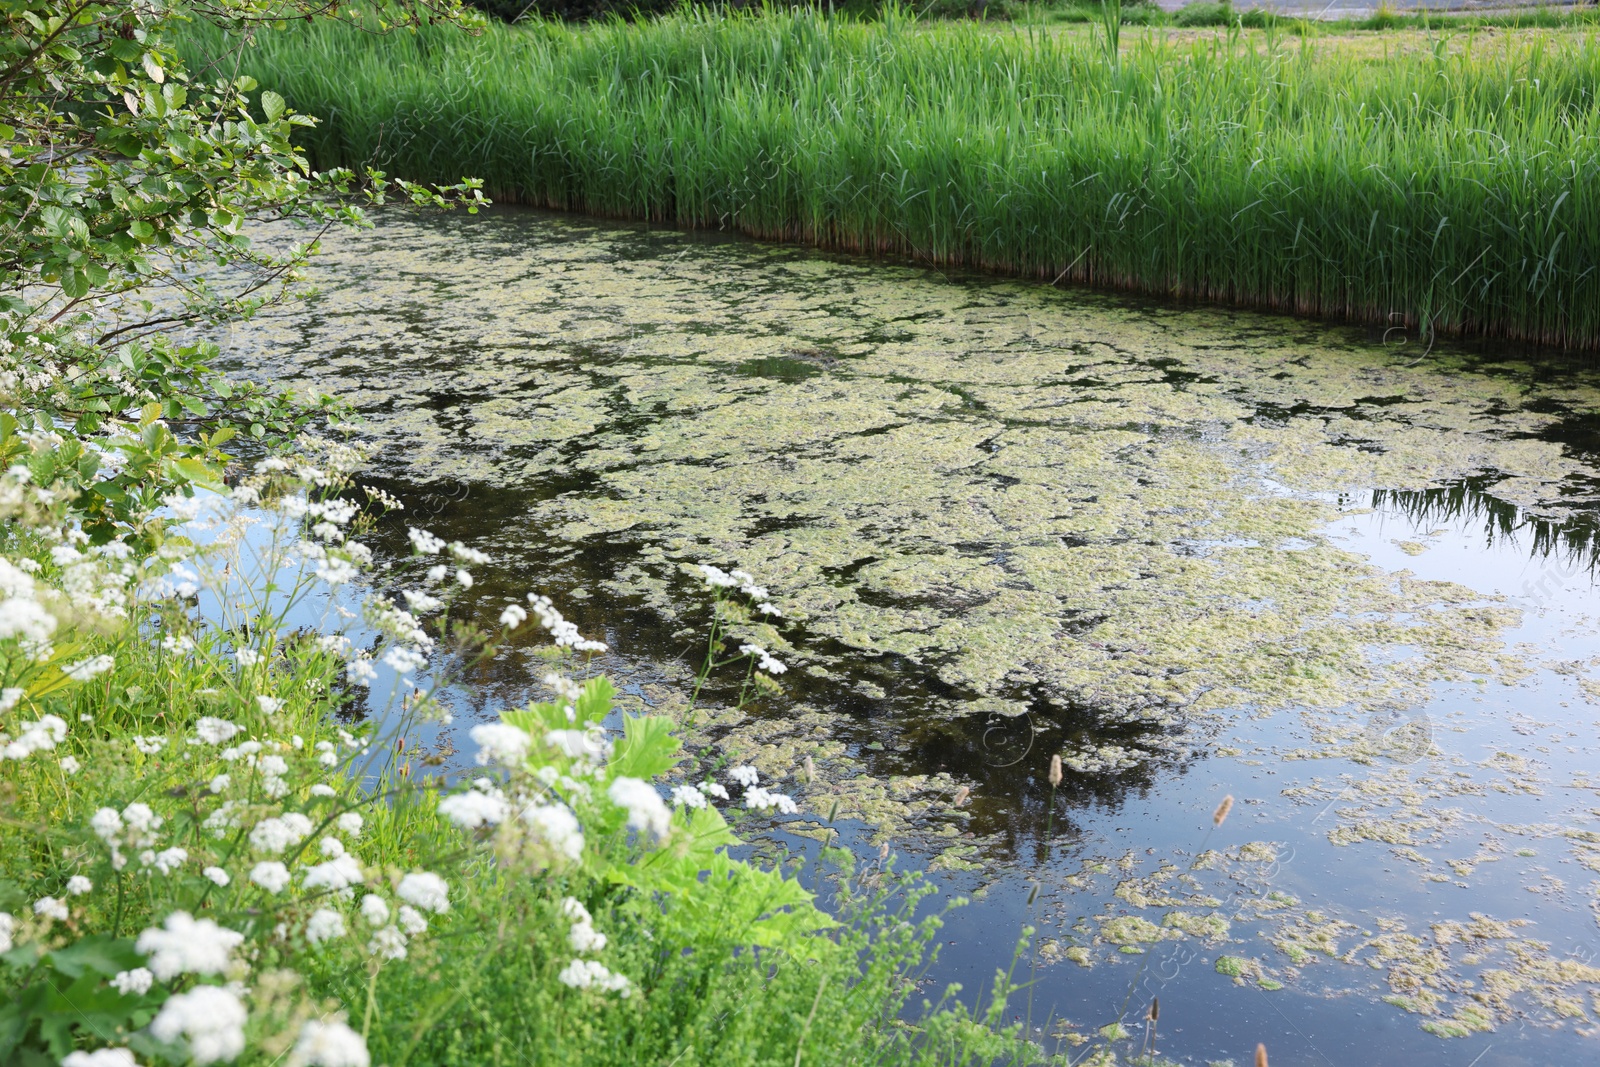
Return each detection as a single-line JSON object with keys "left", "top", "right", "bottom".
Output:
{"left": 179, "top": 11, "right": 1600, "bottom": 348}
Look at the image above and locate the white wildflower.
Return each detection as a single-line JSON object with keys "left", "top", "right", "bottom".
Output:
{"left": 545, "top": 728, "right": 607, "bottom": 764}
{"left": 317, "top": 634, "right": 351, "bottom": 657}
{"left": 346, "top": 658, "right": 377, "bottom": 686}
{"left": 59, "top": 755, "right": 80, "bottom": 773}
{"left": 521, "top": 802, "right": 585, "bottom": 862}
{"left": 738, "top": 643, "right": 787, "bottom": 675}
{"left": 148, "top": 848, "right": 187, "bottom": 875}
{"left": 193, "top": 718, "right": 241, "bottom": 745}
{"left": 0, "top": 912, "right": 11, "bottom": 953}
{"left": 310, "top": 784, "right": 338, "bottom": 797}
{"left": 249, "top": 813, "right": 313, "bottom": 854}
{"left": 63, "top": 654, "right": 114, "bottom": 682}
{"left": 702, "top": 781, "right": 730, "bottom": 800}
{"left": 337, "top": 812, "right": 363, "bottom": 836}
{"left": 62, "top": 1050, "right": 137, "bottom": 1067}
{"left": 203, "top": 867, "right": 230, "bottom": 887}
{"left": 470, "top": 722, "right": 530, "bottom": 767}
{"left": 396, "top": 872, "right": 448, "bottom": 914}
{"left": 396, "top": 905, "right": 428, "bottom": 936}
{"left": 123, "top": 803, "right": 159, "bottom": 832}
{"left": 367, "top": 925, "right": 407, "bottom": 960}
{"left": 399, "top": 590, "right": 441, "bottom": 614}
{"left": 728, "top": 765, "right": 760, "bottom": 788}
{"left": 2, "top": 714, "right": 67, "bottom": 759}
{"left": 557, "top": 958, "right": 632, "bottom": 996}
{"left": 306, "top": 908, "right": 347, "bottom": 945}
{"left": 234, "top": 648, "right": 260, "bottom": 667}
{"left": 209, "top": 774, "right": 230, "bottom": 794}
{"left": 542, "top": 673, "right": 583, "bottom": 702}
{"left": 607, "top": 777, "right": 672, "bottom": 840}
{"left": 131, "top": 735, "right": 166, "bottom": 755}
{"left": 250, "top": 861, "right": 291, "bottom": 894}
{"left": 136, "top": 912, "right": 244, "bottom": 980}
{"left": 562, "top": 898, "right": 607, "bottom": 953}
{"left": 202, "top": 801, "right": 242, "bottom": 838}
{"left": 34, "top": 896, "right": 68, "bottom": 921}
{"left": 149, "top": 985, "right": 247, "bottom": 1065}
{"left": 697, "top": 564, "right": 738, "bottom": 588}
{"left": 90, "top": 807, "right": 123, "bottom": 841}
{"left": 111, "top": 967, "right": 154, "bottom": 995}
{"left": 448, "top": 542, "right": 490, "bottom": 565}
{"left": 525, "top": 595, "right": 607, "bottom": 652}
{"left": 255, "top": 696, "right": 283, "bottom": 715}
{"left": 359, "top": 895, "right": 389, "bottom": 927}
{"left": 438, "top": 791, "right": 508, "bottom": 829}
{"left": 66, "top": 875, "right": 92, "bottom": 896}
{"left": 408, "top": 528, "right": 446, "bottom": 555}
{"left": 499, "top": 603, "right": 527, "bottom": 628}
{"left": 301, "top": 855, "right": 365, "bottom": 894}
{"left": 743, "top": 787, "right": 799, "bottom": 815}
{"left": 288, "top": 1019, "right": 370, "bottom": 1067}
{"left": 669, "top": 784, "right": 707, "bottom": 809}
{"left": 382, "top": 646, "right": 426, "bottom": 674}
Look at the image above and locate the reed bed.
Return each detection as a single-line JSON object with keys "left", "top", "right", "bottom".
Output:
{"left": 178, "top": 12, "right": 1600, "bottom": 348}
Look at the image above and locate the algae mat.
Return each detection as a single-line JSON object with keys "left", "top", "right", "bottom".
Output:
{"left": 226, "top": 208, "right": 1600, "bottom": 1065}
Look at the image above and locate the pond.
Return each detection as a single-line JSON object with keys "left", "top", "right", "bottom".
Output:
{"left": 224, "top": 207, "right": 1600, "bottom": 1066}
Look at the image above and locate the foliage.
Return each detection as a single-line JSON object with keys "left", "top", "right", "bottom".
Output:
{"left": 0, "top": 442, "right": 1029, "bottom": 1065}
{"left": 1168, "top": 1, "right": 1232, "bottom": 27}
{"left": 175, "top": 8, "right": 1600, "bottom": 350}
{"left": 0, "top": 0, "right": 484, "bottom": 545}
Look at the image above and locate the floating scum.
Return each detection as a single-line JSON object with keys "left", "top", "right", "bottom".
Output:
{"left": 176, "top": 11, "right": 1600, "bottom": 348}
{"left": 219, "top": 211, "right": 1600, "bottom": 822}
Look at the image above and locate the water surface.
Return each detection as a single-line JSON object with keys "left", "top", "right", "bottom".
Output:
{"left": 225, "top": 208, "right": 1600, "bottom": 1066}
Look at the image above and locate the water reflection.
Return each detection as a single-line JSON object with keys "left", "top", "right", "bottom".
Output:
{"left": 1372, "top": 477, "right": 1600, "bottom": 576}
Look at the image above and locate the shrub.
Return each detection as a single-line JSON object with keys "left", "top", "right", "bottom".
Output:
{"left": 1170, "top": 0, "right": 1231, "bottom": 27}
{"left": 0, "top": 435, "right": 1025, "bottom": 1065}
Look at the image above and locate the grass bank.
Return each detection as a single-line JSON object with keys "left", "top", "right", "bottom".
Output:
{"left": 180, "top": 12, "right": 1600, "bottom": 349}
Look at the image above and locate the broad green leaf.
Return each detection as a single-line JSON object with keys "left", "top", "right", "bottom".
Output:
{"left": 608, "top": 714, "right": 680, "bottom": 782}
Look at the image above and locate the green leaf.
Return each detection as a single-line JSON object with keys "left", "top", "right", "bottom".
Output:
{"left": 46, "top": 935, "right": 140, "bottom": 979}
{"left": 166, "top": 456, "right": 224, "bottom": 490}
{"left": 261, "top": 90, "right": 286, "bottom": 121}
{"left": 608, "top": 714, "right": 680, "bottom": 782}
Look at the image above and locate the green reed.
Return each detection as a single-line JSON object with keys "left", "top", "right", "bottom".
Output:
{"left": 176, "top": 10, "right": 1600, "bottom": 348}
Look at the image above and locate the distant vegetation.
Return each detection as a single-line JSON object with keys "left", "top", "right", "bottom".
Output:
{"left": 465, "top": 0, "right": 1600, "bottom": 31}
{"left": 177, "top": 10, "right": 1600, "bottom": 348}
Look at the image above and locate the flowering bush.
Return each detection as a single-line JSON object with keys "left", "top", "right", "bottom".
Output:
{"left": 0, "top": 435, "right": 1026, "bottom": 1066}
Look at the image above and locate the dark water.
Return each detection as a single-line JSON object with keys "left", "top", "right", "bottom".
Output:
{"left": 223, "top": 207, "right": 1600, "bottom": 1066}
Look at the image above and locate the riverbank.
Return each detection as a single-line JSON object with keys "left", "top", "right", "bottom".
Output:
{"left": 177, "top": 10, "right": 1600, "bottom": 350}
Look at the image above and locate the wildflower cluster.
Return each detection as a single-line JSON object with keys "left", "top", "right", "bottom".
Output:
{"left": 687, "top": 563, "right": 791, "bottom": 716}
{"left": 0, "top": 440, "right": 465, "bottom": 1065}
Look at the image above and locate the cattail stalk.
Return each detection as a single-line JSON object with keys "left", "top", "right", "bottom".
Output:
{"left": 1213, "top": 794, "right": 1234, "bottom": 828}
